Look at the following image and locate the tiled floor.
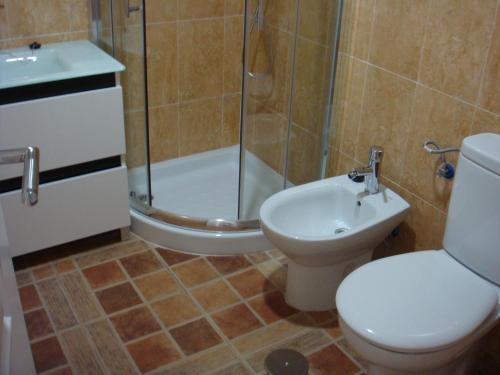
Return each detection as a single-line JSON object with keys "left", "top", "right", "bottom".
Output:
{"left": 14, "top": 234, "right": 367, "bottom": 375}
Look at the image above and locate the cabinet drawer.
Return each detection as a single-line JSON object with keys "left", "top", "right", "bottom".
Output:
{"left": 0, "top": 87, "right": 125, "bottom": 180}
{"left": 1, "top": 166, "right": 130, "bottom": 257}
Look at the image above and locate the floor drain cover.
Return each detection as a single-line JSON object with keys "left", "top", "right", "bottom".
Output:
{"left": 265, "top": 349, "right": 309, "bottom": 375}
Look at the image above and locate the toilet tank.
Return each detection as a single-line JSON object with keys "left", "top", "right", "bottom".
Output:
{"left": 444, "top": 133, "right": 500, "bottom": 285}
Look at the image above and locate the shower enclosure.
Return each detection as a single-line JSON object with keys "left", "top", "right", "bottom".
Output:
{"left": 91, "top": 0, "right": 344, "bottom": 253}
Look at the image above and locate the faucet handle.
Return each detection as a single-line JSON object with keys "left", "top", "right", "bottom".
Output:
{"left": 368, "top": 146, "right": 384, "bottom": 163}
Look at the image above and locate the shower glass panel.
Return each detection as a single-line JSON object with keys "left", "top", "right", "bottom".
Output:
{"left": 238, "top": 0, "right": 300, "bottom": 220}
{"left": 238, "top": 0, "right": 344, "bottom": 220}
{"left": 104, "top": 0, "right": 152, "bottom": 212}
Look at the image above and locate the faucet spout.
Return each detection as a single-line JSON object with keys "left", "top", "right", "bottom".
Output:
{"left": 0, "top": 147, "right": 40, "bottom": 206}
{"left": 348, "top": 146, "right": 384, "bottom": 194}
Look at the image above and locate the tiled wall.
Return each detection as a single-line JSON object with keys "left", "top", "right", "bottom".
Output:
{"left": 142, "top": 0, "right": 244, "bottom": 164}
{"left": 0, "top": 0, "right": 90, "bottom": 49}
{"left": 329, "top": 0, "right": 499, "bottom": 364}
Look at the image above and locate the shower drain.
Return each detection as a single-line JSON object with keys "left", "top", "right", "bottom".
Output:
{"left": 334, "top": 227, "right": 349, "bottom": 234}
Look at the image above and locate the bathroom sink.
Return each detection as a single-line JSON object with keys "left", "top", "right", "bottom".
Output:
{"left": 260, "top": 175, "right": 410, "bottom": 266}
{"left": 259, "top": 175, "right": 410, "bottom": 310}
{"left": 0, "top": 40, "right": 124, "bottom": 89}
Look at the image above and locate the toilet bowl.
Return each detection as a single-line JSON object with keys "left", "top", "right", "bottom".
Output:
{"left": 336, "top": 133, "right": 500, "bottom": 374}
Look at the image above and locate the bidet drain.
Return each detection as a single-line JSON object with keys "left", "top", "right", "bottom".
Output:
{"left": 334, "top": 227, "right": 349, "bottom": 234}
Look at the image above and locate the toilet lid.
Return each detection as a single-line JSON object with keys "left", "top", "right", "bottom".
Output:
{"left": 336, "top": 250, "right": 498, "bottom": 353}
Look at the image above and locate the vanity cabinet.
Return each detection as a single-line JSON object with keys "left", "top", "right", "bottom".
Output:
{"left": 0, "top": 41, "right": 130, "bottom": 257}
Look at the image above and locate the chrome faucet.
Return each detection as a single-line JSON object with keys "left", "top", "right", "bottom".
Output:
{"left": 0, "top": 147, "right": 40, "bottom": 205}
{"left": 348, "top": 146, "right": 384, "bottom": 194}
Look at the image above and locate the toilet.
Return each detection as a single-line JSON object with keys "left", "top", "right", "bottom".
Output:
{"left": 336, "top": 133, "right": 500, "bottom": 375}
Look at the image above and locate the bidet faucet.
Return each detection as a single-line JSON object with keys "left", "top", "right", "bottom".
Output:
{"left": 348, "top": 146, "right": 384, "bottom": 194}
{"left": 0, "top": 147, "right": 40, "bottom": 205}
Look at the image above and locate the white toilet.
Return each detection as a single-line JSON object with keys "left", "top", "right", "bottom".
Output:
{"left": 336, "top": 133, "right": 500, "bottom": 375}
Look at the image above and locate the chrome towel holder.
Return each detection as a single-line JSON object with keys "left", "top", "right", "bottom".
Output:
{"left": 423, "top": 140, "right": 460, "bottom": 179}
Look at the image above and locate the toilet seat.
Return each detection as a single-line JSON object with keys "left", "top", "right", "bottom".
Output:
{"left": 336, "top": 250, "right": 498, "bottom": 354}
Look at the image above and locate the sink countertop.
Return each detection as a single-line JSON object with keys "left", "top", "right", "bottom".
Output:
{"left": 0, "top": 40, "right": 125, "bottom": 90}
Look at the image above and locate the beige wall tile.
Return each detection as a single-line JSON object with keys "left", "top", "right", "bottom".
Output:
{"left": 179, "top": 19, "right": 224, "bottom": 100}
{"left": 401, "top": 86, "right": 474, "bottom": 211}
{"left": 370, "top": 0, "right": 429, "bottom": 80}
{"left": 146, "top": 0, "right": 178, "bottom": 23}
{"left": 287, "top": 125, "right": 321, "bottom": 185}
{"left": 356, "top": 66, "right": 415, "bottom": 182}
{"left": 0, "top": 2, "right": 9, "bottom": 39}
{"left": 179, "top": 0, "right": 225, "bottom": 20}
{"left": 332, "top": 55, "right": 367, "bottom": 158}
{"left": 147, "top": 22, "right": 178, "bottom": 106}
{"left": 149, "top": 105, "right": 179, "bottom": 163}
{"left": 222, "top": 95, "right": 242, "bottom": 147}
{"left": 291, "top": 38, "right": 330, "bottom": 136}
{"left": 251, "top": 112, "right": 287, "bottom": 174}
{"left": 265, "top": 0, "right": 298, "bottom": 32}
{"left": 339, "top": 0, "right": 375, "bottom": 60}
{"left": 419, "top": 0, "right": 497, "bottom": 102}
{"left": 478, "top": 8, "right": 500, "bottom": 114}
{"left": 225, "top": 0, "right": 244, "bottom": 16}
{"left": 179, "top": 98, "right": 222, "bottom": 155}
{"left": 124, "top": 111, "right": 147, "bottom": 168}
{"left": 298, "top": 0, "right": 336, "bottom": 45}
{"left": 7, "top": 0, "right": 72, "bottom": 38}
{"left": 471, "top": 109, "right": 500, "bottom": 135}
{"left": 224, "top": 16, "right": 244, "bottom": 94}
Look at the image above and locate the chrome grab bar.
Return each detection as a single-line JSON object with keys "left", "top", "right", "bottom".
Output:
{"left": 0, "top": 147, "right": 40, "bottom": 206}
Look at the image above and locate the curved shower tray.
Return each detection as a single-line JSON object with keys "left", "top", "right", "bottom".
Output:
{"left": 130, "top": 209, "right": 273, "bottom": 255}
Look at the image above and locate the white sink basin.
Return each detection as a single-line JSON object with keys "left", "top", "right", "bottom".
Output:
{"left": 260, "top": 175, "right": 410, "bottom": 310}
{"left": 0, "top": 40, "right": 124, "bottom": 89}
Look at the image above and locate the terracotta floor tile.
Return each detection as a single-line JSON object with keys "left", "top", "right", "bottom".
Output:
{"left": 32, "top": 265, "right": 55, "bottom": 280}
{"left": 19, "top": 284, "right": 42, "bottom": 311}
{"left": 120, "top": 251, "right": 162, "bottom": 278}
{"left": 110, "top": 306, "right": 161, "bottom": 342}
{"left": 227, "top": 268, "right": 274, "bottom": 298}
{"left": 156, "top": 247, "right": 198, "bottom": 266}
{"left": 248, "top": 291, "right": 298, "bottom": 324}
{"left": 127, "top": 333, "right": 181, "bottom": 373}
{"left": 60, "top": 327, "right": 106, "bottom": 374}
{"left": 192, "top": 280, "right": 240, "bottom": 312}
{"left": 55, "top": 259, "right": 76, "bottom": 274}
{"left": 207, "top": 256, "right": 252, "bottom": 275}
{"left": 59, "top": 272, "right": 101, "bottom": 323}
{"left": 134, "top": 270, "right": 178, "bottom": 301}
{"left": 31, "top": 336, "right": 67, "bottom": 373}
{"left": 211, "top": 303, "right": 262, "bottom": 339}
{"left": 172, "top": 258, "right": 218, "bottom": 287}
{"left": 323, "top": 319, "right": 342, "bottom": 339}
{"left": 152, "top": 294, "right": 201, "bottom": 327}
{"left": 37, "top": 278, "right": 78, "bottom": 330}
{"left": 96, "top": 282, "right": 142, "bottom": 314}
{"left": 308, "top": 344, "right": 359, "bottom": 375}
{"left": 77, "top": 240, "right": 149, "bottom": 268}
{"left": 24, "top": 308, "right": 54, "bottom": 340}
{"left": 82, "top": 261, "right": 126, "bottom": 289}
{"left": 308, "top": 310, "right": 335, "bottom": 324}
{"left": 170, "top": 318, "right": 223, "bottom": 355}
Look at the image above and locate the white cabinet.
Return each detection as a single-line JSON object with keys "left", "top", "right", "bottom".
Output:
{"left": 0, "top": 84, "right": 130, "bottom": 257}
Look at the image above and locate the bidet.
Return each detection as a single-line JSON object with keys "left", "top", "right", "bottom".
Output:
{"left": 260, "top": 175, "right": 409, "bottom": 311}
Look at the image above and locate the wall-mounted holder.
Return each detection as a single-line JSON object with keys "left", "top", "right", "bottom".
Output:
{"left": 423, "top": 140, "right": 460, "bottom": 179}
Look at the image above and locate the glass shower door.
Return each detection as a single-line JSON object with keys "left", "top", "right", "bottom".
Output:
{"left": 238, "top": 0, "right": 344, "bottom": 221}
{"left": 112, "top": 0, "right": 152, "bottom": 211}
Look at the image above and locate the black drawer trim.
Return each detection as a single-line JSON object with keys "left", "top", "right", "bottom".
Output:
{"left": 0, "top": 156, "right": 122, "bottom": 194}
{"left": 0, "top": 73, "right": 116, "bottom": 105}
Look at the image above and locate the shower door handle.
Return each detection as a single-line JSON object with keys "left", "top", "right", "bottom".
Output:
{"left": 126, "top": 0, "right": 142, "bottom": 17}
